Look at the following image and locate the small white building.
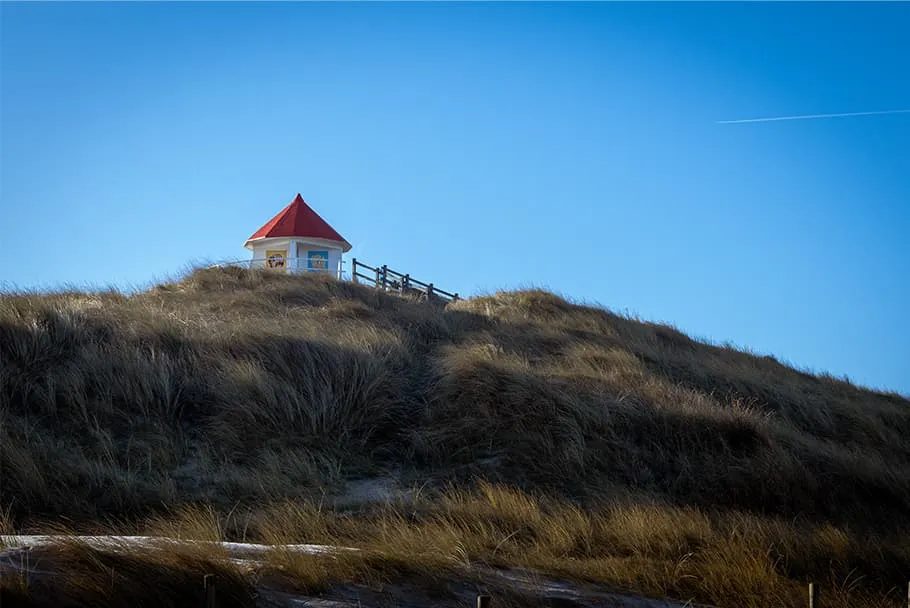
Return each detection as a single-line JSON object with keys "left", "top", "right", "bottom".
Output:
{"left": 243, "top": 193, "right": 352, "bottom": 278}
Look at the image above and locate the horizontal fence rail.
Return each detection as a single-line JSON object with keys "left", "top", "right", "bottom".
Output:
{"left": 208, "top": 257, "right": 346, "bottom": 279}
{"left": 352, "top": 258, "right": 459, "bottom": 303}
{"left": 206, "top": 257, "right": 457, "bottom": 303}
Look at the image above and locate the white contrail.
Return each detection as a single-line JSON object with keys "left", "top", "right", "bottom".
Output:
{"left": 717, "top": 108, "right": 910, "bottom": 124}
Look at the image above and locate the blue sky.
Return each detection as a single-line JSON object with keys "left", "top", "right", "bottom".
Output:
{"left": 2, "top": 2, "right": 908, "bottom": 395}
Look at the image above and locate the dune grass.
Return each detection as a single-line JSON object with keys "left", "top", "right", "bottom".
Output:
{"left": 246, "top": 482, "right": 909, "bottom": 607}
{"left": 0, "top": 539, "right": 257, "bottom": 608}
{"left": 6, "top": 484, "right": 904, "bottom": 607}
{"left": 1, "top": 267, "right": 908, "bottom": 606}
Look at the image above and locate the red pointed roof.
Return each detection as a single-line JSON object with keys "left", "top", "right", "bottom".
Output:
{"left": 245, "top": 194, "right": 351, "bottom": 252}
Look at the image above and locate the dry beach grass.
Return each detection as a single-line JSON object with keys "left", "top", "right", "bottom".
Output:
{"left": 1, "top": 267, "right": 908, "bottom": 606}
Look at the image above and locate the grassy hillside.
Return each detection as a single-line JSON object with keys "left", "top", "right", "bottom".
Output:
{"left": 2, "top": 267, "right": 909, "bottom": 606}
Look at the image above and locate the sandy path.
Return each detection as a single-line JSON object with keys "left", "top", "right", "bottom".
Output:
{"left": 1, "top": 535, "right": 701, "bottom": 608}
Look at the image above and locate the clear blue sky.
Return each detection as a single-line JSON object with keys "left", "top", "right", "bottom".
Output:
{"left": 2, "top": 2, "right": 908, "bottom": 395}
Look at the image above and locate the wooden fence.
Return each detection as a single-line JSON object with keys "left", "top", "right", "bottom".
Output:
{"left": 351, "top": 258, "right": 459, "bottom": 303}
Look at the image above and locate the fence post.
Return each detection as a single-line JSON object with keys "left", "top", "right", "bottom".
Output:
{"left": 381, "top": 265, "right": 388, "bottom": 291}
{"left": 476, "top": 595, "right": 491, "bottom": 608}
{"left": 427, "top": 283, "right": 434, "bottom": 300}
{"left": 204, "top": 573, "right": 217, "bottom": 608}
{"left": 352, "top": 258, "right": 358, "bottom": 283}
{"left": 402, "top": 274, "right": 410, "bottom": 293}
{"left": 808, "top": 582, "right": 817, "bottom": 608}
{"left": 453, "top": 293, "right": 460, "bottom": 303}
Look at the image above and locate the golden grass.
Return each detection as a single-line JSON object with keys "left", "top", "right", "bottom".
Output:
{"left": 0, "top": 539, "right": 256, "bottom": 608}
{"left": 116, "top": 483, "right": 904, "bottom": 607}
{"left": 2, "top": 267, "right": 909, "bottom": 606}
